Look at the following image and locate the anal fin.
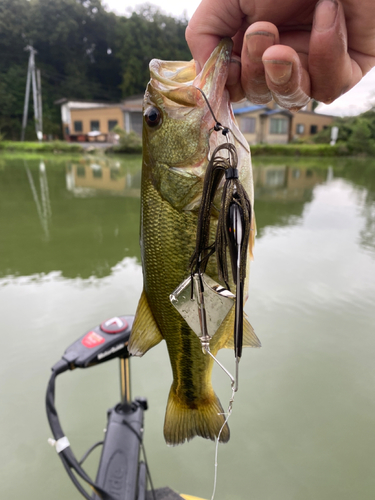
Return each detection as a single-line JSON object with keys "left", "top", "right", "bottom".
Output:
{"left": 129, "top": 289, "right": 163, "bottom": 356}
{"left": 224, "top": 314, "right": 261, "bottom": 349}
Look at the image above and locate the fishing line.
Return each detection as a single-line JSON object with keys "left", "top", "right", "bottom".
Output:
{"left": 194, "top": 86, "right": 229, "bottom": 136}
{"left": 205, "top": 344, "right": 236, "bottom": 500}
{"left": 211, "top": 382, "right": 236, "bottom": 500}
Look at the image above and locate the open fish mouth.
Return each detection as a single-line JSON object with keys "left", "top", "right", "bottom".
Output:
{"left": 148, "top": 38, "right": 233, "bottom": 128}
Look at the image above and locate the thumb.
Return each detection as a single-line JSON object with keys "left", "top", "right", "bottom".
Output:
{"left": 186, "top": 0, "right": 243, "bottom": 72}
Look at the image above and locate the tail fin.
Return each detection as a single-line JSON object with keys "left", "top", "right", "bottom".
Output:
{"left": 163, "top": 386, "right": 230, "bottom": 445}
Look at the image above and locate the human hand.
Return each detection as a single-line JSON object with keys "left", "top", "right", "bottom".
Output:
{"left": 186, "top": 0, "right": 375, "bottom": 110}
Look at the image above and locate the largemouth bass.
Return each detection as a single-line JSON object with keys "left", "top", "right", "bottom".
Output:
{"left": 129, "top": 39, "right": 260, "bottom": 446}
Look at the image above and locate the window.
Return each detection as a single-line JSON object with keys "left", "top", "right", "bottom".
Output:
{"left": 270, "top": 118, "right": 288, "bottom": 134}
{"left": 292, "top": 169, "right": 300, "bottom": 179}
{"left": 266, "top": 169, "right": 285, "bottom": 187}
{"left": 93, "top": 168, "right": 102, "bottom": 178}
{"left": 90, "top": 120, "right": 100, "bottom": 132}
{"left": 296, "top": 123, "right": 305, "bottom": 134}
{"left": 74, "top": 121, "right": 83, "bottom": 132}
{"left": 310, "top": 125, "right": 318, "bottom": 134}
{"left": 110, "top": 168, "right": 119, "bottom": 181}
{"left": 108, "top": 120, "right": 118, "bottom": 131}
{"left": 77, "top": 166, "right": 85, "bottom": 177}
{"left": 242, "top": 117, "right": 256, "bottom": 134}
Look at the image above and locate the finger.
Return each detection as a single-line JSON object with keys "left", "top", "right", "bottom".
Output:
{"left": 226, "top": 54, "right": 245, "bottom": 102}
{"left": 186, "top": 0, "right": 244, "bottom": 73}
{"left": 262, "top": 45, "right": 311, "bottom": 110}
{"left": 309, "top": 0, "right": 362, "bottom": 103}
{"left": 240, "top": 22, "right": 280, "bottom": 104}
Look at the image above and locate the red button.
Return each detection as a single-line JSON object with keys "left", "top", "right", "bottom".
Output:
{"left": 82, "top": 331, "right": 105, "bottom": 348}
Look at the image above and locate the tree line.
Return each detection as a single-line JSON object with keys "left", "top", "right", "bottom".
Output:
{"left": 313, "top": 108, "right": 375, "bottom": 155}
{"left": 0, "top": 0, "right": 191, "bottom": 140}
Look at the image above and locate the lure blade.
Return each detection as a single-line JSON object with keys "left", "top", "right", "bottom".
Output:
{"left": 170, "top": 273, "right": 235, "bottom": 341}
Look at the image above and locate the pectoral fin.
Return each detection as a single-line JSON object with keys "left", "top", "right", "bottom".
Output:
{"left": 129, "top": 290, "right": 163, "bottom": 356}
{"left": 224, "top": 315, "right": 261, "bottom": 349}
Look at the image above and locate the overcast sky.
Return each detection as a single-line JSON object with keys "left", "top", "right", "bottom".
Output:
{"left": 103, "top": 0, "right": 375, "bottom": 117}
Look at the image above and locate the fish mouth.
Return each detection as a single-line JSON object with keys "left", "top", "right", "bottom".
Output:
{"left": 149, "top": 38, "right": 233, "bottom": 122}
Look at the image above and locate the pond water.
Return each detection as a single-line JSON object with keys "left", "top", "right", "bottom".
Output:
{"left": 1, "top": 154, "right": 375, "bottom": 500}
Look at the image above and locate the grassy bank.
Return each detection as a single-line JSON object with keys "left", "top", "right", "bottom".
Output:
{"left": 250, "top": 143, "right": 349, "bottom": 156}
{"left": 0, "top": 141, "right": 358, "bottom": 157}
{"left": 106, "top": 142, "right": 352, "bottom": 157}
{"left": 0, "top": 141, "right": 85, "bottom": 154}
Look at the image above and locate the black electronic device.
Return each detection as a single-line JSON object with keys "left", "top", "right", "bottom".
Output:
{"left": 46, "top": 315, "right": 188, "bottom": 500}
{"left": 45, "top": 315, "right": 150, "bottom": 500}
{"left": 62, "top": 315, "right": 133, "bottom": 368}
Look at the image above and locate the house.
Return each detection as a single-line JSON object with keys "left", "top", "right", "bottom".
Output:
{"left": 57, "top": 95, "right": 334, "bottom": 144}
{"left": 233, "top": 99, "right": 334, "bottom": 144}
{"left": 233, "top": 103, "right": 292, "bottom": 144}
{"left": 56, "top": 96, "right": 143, "bottom": 142}
{"left": 290, "top": 101, "right": 335, "bottom": 140}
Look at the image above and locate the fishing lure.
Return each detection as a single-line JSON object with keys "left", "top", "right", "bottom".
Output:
{"left": 171, "top": 87, "right": 252, "bottom": 391}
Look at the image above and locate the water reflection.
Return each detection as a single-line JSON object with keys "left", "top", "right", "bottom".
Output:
{"left": 360, "top": 195, "right": 375, "bottom": 254}
{"left": 252, "top": 163, "right": 324, "bottom": 237}
{"left": 65, "top": 159, "right": 141, "bottom": 198}
{"left": 254, "top": 164, "right": 326, "bottom": 200}
{"left": 0, "top": 156, "right": 142, "bottom": 279}
{"left": 1, "top": 156, "right": 375, "bottom": 283}
{"left": 25, "top": 160, "right": 52, "bottom": 241}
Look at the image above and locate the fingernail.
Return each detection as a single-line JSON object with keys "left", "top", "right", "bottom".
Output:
{"left": 230, "top": 56, "right": 241, "bottom": 67}
{"left": 263, "top": 60, "right": 292, "bottom": 85}
{"left": 227, "top": 55, "right": 241, "bottom": 87}
{"left": 246, "top": 31, "right": 275, "bottom": 63}
{"left": 314, "top": 0, "right": 338, "bottom": 31}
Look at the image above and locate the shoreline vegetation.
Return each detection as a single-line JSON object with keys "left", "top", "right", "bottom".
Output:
{"left": 0, "top": 140, "right": 371, "bottom": 157}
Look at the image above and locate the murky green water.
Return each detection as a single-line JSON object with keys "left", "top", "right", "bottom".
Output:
{"left": 1, "top": 154, "right": 375, "bottom": 500}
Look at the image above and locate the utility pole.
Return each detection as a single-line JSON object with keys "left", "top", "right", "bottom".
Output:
{"left": 21, "top": 46, "right": 43, "bottom": 142}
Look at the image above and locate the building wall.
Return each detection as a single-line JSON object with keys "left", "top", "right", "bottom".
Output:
{"left": 266, "top": 132, "right": 289, "bottom": 144}
{"left": 291, "top": 111, "right": 334, "bottom": 139}
{"left": 69, "top": 107, "right": 124, "bottom": 135}
{"left": 233, "top": 98, "right": 335, "bottom": 144}
{"left": 237, "top": 110, "right": 291, "bottom": 144}
{"left": 237, "top": 110, "right": 264, "bottom": 144}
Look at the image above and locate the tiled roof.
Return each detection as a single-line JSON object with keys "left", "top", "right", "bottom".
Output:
{"left": 233, "top": 105, "right": 267, "bottom": 114}
{"left": 261, "top": 109, "right": 292, "bottom": 116}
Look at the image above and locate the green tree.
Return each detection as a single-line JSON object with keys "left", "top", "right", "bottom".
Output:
{"left": 347, "top": 118, "right": 375, "bottom": 154}
{"left": 117, "top": 5, "right": 190, "bottom": 96}
{"left": 0, "top": 0, "right": 191, "bottom": 139}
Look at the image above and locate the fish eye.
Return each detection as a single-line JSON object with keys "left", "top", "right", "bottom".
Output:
{"left": 144, "top": 106, "right": 162, "bottom": 127}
